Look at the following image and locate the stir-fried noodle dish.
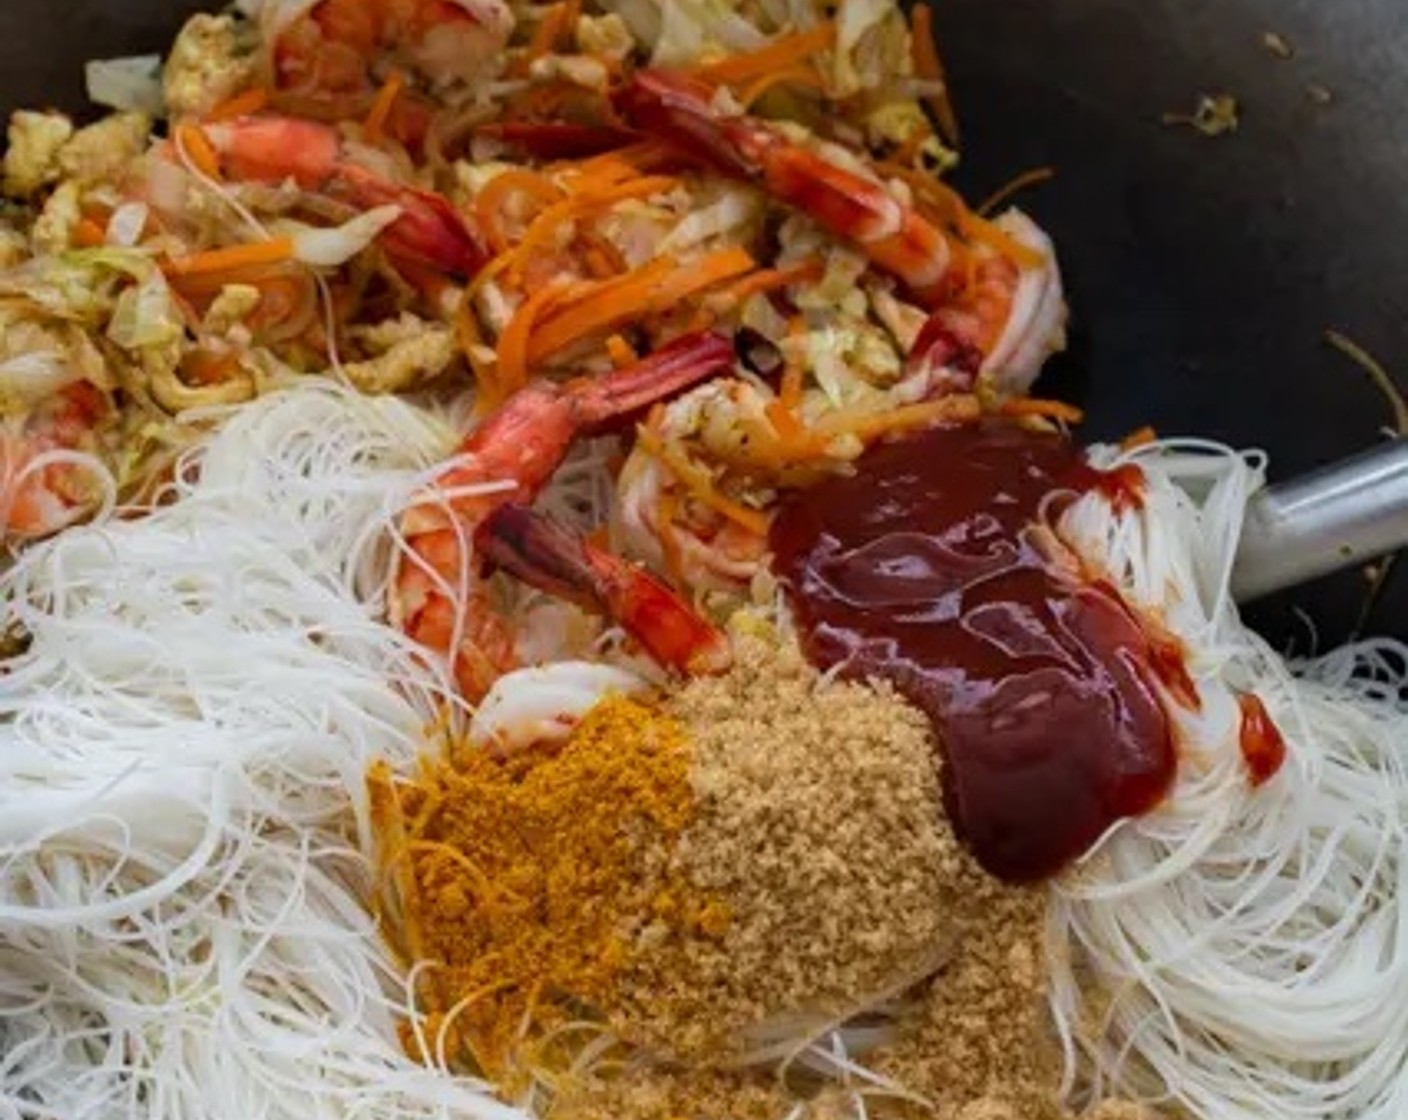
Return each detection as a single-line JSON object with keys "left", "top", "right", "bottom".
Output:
{"left": 2, "top": 2, "right": 1406, "bottom": 1118}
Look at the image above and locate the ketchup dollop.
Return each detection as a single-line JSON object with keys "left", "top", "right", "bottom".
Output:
{"left": 770, "top": 421, "right": 1179, "bottom": 881}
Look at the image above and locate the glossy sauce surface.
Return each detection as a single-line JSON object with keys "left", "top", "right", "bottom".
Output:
{"left": 771, "top": 421, "right": 1179, "bottom": 881}
{"left": 1237, "top": 693, "right": 1288, "bottom": 787}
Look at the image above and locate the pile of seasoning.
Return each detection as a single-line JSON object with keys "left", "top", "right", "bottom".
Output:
{"left": 371, "top": 624, "right": 1158, "bottom": 1118}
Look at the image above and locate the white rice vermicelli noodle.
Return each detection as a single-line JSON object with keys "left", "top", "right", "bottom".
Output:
{"left": 0, "top": 382, "right": 524, "bottom": 1120}
{"left": 1050, "top": 439, "right": 1408, "bottom": 1120}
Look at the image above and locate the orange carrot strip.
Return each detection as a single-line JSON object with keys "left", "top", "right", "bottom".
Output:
{"left": 715, "top": 256, "right": 823, "bottom": 307}
{"left": 511, "top": 0, "right": 579, "bottom": 77}
{"left": 1120, "top": 425, "right": 1158, "bottom": 451}
{"left": 178, "top": 124, "right": 222, "bottom": 180}
{"left": 765, "top": 398, "right": 806, "bottom": 444}
{"left": 976, "top": 166, "right": 1057, "bottom": 218}
{"left": 812, "top": 394, "right": 981, "bottom": 442}
{"left": 528, "top": 248, "right": 754, "bottom": 362}
{"left": 695, "top": 23, "right": 836, "bottom": 85}
{"left": 910, "top": 5, "right": 960, "bottom": 145}
{"left": 738, "top": 66, "right": 827, "bottom": 109}
{"left": 639, "top": 247, "right": 757, "bottom": 313}
{"left": 456, "top": 289, "right": 503, "bottom": 411}
{"left": 205, "top": 86, "right": 270, "bottom": 122}
{"left": 961, "top": 212, "right": 1047, "bottom": 271}
{"left": 605, "top": 334, "right": 638, "bottom": 367}
{"left": 164, "top": 237, "right": 296, "bottom": 278}
{"left": 364, "top": 70, "right": 406, "bottom": 143}
{"left": 1000, "top": 397, "right": 1086, "bottom": 425}
{"left": 475, "top": 169, "right": 565, "bottom": 256}
{"left": 496, "top": 280, "right": 573, "bottom": 395}
{"left": 74, "top": 219, "right": 108, "bottom": 248}
{"left": 636, "top": 426, "right": 772, "bottom": 537}
{"left": 891, "top": 126, "right": 934, "bottom": 167}
{"left": 184, "top": 347, "right": 241, "bottom": 386}
{"left": 521, "top": 258, "right": 672, "bottom": 360}
{"left": 508, "top": 174, "right": 678, "bottom": 282}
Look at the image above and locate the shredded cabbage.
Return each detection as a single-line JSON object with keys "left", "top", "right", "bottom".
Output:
{"left": 277, "top": 205, "right": 404, "bottom": 268}
{"left": 84, "top": 56, "right": 166, "bottom": 116}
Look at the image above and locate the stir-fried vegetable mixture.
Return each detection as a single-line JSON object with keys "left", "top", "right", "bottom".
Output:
{"left": 1, "top": 0, "right": 1065, "bottom": 611}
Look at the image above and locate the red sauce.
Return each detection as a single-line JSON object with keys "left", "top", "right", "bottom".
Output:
{"left": 1237, "top": 693, "right": 1288, "bottom": 786}
{"left": 1090, "top": 463, "right": 1147, "bottom": 515}
{"left": 770, "top": 421, "right": 1179, "bottom": 882}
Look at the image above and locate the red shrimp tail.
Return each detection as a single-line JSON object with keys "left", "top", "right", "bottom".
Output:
{"left": 336, "top": 164, "right": 488, "bottom": 278}
{"left": 907, "top": 312, "right": 985, "bottom": 391}
{"left": 476, "top": 504, "right": 733, "bottom": 677}
{"left": 614, "top": 70, "right": 763, "bottom": 179}
{"left": 569, "top": 330, "right": 736, "bottom": 430}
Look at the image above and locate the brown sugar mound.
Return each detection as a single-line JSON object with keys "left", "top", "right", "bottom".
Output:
{"left": 600, "top": 628, "right": 967, "bottom": 1062}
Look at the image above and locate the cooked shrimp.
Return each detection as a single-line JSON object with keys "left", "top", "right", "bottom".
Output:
{"left": 477, "top": 502, "right": 733, "bottom": 678}
{"left": 258, "top": 0, "right": 514, "bottom": 104}
{"left": 391, "top": 330, "right": 735, "bottom": 699}
{"left": 617, "top": 69, "right": 1066, "bottom": 396}
{"left": 1, "top": 381, "right": 111, "bottom": 540}
{"left": 197, "top": 114, "right": 487, "bottom": 277}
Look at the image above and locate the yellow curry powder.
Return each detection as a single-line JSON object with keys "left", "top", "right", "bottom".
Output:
{"left": 368, "top": 695, "right": 696, "bottom": 1083}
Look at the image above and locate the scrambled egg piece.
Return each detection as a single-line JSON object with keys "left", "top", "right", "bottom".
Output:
{"left": 575, "top": 14, "right": 635, "bottom": 62}
{"left": 343, "top": 316, "right": 459, "bottom": 394}
{"left": 58, "top": 113, "right": 152, "bottom": 186}
{"left": 4, "top": 111, "right": 74, "bottom": 198}
{"left": 163, "top": 14, "right": 258, "bottom": 119}
{"left": 32, "top": 181, "right": 81, "bottom": 254}
{"left": 201, "top": 285, "right": 262, "bottom": 337}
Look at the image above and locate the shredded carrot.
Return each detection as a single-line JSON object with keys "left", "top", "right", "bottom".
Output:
{"left": 653, "top": 488, "right": 688, "bottom": 590}
{"left": 962, "top": 212, "right": 1047, "bottom": 271}
{"left": 363, "top": 70, "right": 406, "bottom": 143}
{"left": 1120, "top": 425, "right": 1158, "bottom": 451}
{"left": 475, "top": 169, "right": 565, "bottom": 256}
{"left": 458, "top": 288, "right": 503, "bottom": 416}
{"left": 507, "top": 174, "right": 678, "bottom": 283}
{"left": 812, "top": 395, "right": 981, "bottom": 442}
{"left": 876, "top": 160, "right": 967, "bottom": 230}
{"left": 496, "top": 280, "right": 574, "bottom": 397}
{"left": 205, "top": 86, "right": 270, "bottom": 123}
{"left": 764, "top": 398, "right": 807, "bottom": 445}
{"left": 891, "top": 126, "right": 934, "bottom": 168}
{"left": 695, "top": 23, "right": 836, "bottom": 85}
{"left": 1000, "top": 397, "right": 1085, "bottom": 425}
{"left": 183, "top": 347, "right": 241, "bottom": 386}
{"left": 177, "top": 124, "right": 222, "bottom": 181}
{"left": 164, "top": 236, "right": 296, "bottom": 278}
{"left": 636, "top": 425, "right": 772, "bottom": 538}
{"left": 577, "top": 230, "right": 628, "bottom": 279}
{"left": 513, "top": 0, "right": 581, "bottom": 76}
{"left": 738, "top": 66, "right": 827, "bottom": 109}
{"left": 646, "top": 247, "right": 757, "bottom": 311}
{"left": 529, "top": 248, "right": 754, "bottom": 362}
{"left": 976, "top": 167, "right": 1057, "bottom": 218}
{"left": 910, "top": 5, "right": 960, "bottom": 146}
{"left": 522, "top": 258, "right": 671, "bottom": 358}
{"left": 713, "top": 256, "right": 824, "bottom": 307}
{"left": 605, "top": 333, "right": 638, "bottom": 367}
{"left": 73, "top": 218, "right": 107, "bottom": 249}
{"left": 559, "top": 141, "right": 674, "bottom": 183}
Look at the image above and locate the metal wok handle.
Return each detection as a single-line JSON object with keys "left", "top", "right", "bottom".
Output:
{"left": 1232, "top": 440, "right": 1408, "bottom": 602}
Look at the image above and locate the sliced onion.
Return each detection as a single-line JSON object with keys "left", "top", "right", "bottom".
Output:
{"left": 279, "top": 206, "right": 403, "bottom": 268}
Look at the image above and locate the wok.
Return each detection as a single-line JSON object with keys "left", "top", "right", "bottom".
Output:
{"left": 4, "top": 0, "right": 1405, "bottom": 645}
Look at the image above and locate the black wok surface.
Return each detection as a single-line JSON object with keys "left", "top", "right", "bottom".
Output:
{"left": 4, "top": 0, "right": 1406, "bottom": 644}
